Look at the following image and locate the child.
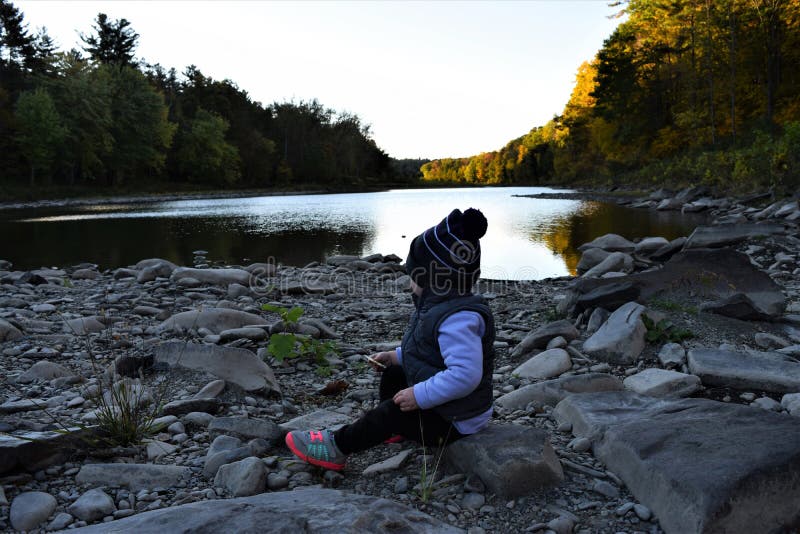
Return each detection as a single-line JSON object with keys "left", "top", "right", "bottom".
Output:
{"left": 285, "top": 207, "right": 495, "bottom": 471}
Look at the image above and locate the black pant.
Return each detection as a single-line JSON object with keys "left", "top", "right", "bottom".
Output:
{"left": 333, "top": 365, "right": 464, "bottom": 455}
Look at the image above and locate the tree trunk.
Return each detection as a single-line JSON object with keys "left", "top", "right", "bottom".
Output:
{"left": 729, "top": 3, "right": 736, "bottom": 143}
{"left": 29, "top": 165, "right": 35, "bottom": 188}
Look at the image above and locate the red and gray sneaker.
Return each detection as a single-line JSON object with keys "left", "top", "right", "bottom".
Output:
{"left": 285, "top": 429, "right": 347, "bottom": 471}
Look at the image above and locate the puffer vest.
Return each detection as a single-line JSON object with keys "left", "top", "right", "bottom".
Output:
{"left": 400, "top": 292, "right": 495, "bottom": 421}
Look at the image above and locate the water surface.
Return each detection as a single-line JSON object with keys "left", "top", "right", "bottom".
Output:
{"left": 0, "top": 187, "right": 706, "bottom": 279}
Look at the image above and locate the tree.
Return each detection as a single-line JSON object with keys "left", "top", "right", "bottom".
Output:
{"left": 174, "top": 108, "right": 240, "bottom": 185}
{"left": 0, "top": 0, "right": 35, "bottom": 70}
{"left": 14, "top": 88, "right": 65, "bottom": 185}
{"left": 81, "top": 13, "right": 139, "bottom": 66}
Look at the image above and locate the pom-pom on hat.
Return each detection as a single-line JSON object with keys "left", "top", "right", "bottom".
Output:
{"left": 405, "top": 208, "right": 488, "bottom": 294}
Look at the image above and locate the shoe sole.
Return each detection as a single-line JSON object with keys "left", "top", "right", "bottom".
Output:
{"left": 285, "top": 432, "right": 345, "bottom": 471}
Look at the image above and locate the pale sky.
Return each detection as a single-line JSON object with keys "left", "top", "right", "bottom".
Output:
{"left": 16, "top": 1, "right": 622, "bottom": 160}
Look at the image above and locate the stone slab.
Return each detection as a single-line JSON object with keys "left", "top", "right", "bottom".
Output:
{"left": 687, "top": 348, "right": 800, "bottom": 393}
{"left": 495, "top": 373, "right": 623, "bottom": 412}
{"left": 67, "top": 488, "right": 462, "bottom": 533}
{"left": 75, "top": 463, "right": 192, "bottom": 491}
{"left": 553, "top": 391, "right": 800, "bottom": 534}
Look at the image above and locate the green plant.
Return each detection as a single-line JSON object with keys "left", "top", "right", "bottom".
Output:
{"left": 315, "top": 365, "right": 332, "bottom": 378}
{"left": 415, "top": 413, "right": 451, "bottom": 503}
{"left": 649, "top": 298, "right": 698, "bottom": 315}
{"left": 261, "top": 303, "right": 338, "bottom": 365}
{"left": 642, "top": 315, "right": 693, "bottom": 344}
{"left": 542, "top": 306, "right": 563, "bottom": 322}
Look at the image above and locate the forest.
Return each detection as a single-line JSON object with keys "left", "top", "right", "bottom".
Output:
{"left": 0, "top": 1, "right": 399, "bottom": 199}
{"left": 422, "top": 0, "right": 800, "bottom": 194}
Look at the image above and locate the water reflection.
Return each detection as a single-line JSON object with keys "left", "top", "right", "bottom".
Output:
{"left": 0, "top": 187, "right": 706, "bottom": 279}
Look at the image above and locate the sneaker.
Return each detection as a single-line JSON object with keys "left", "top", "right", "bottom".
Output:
{"left": 383, "top": 435, "right": 406, "bottom": 444}
{"left": 285, "top": 429, "right": 347, "bottom": 471}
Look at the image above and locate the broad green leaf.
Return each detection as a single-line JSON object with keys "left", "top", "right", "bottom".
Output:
{"left": 285, "top": 306, "right": 304, "bottom": 323}
{"left": 268, "top": 333, "right": 296, "bottom": 361}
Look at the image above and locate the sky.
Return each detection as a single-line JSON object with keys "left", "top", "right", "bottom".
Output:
{"left": 15, "top": 1, "right": 623, "bottom": 160}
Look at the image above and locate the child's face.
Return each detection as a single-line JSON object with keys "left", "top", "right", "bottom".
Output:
{"left": 410, "top": 280, "right": 423, "bottom": 296}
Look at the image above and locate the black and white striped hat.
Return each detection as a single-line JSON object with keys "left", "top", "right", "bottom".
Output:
{"left": 405, "top": 208, "right": 488, "bottom": 294}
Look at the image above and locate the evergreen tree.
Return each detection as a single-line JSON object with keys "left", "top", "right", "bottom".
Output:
{"left": 81, "top": 13, "right": 139, "bottom": 66}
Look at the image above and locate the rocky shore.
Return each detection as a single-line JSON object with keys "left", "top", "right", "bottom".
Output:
{"left": 1, "top": 188, "right": 799, "bottom": 533}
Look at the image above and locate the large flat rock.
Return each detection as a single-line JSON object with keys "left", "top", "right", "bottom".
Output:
{"left": 567, "top": 248, "right": 786, "bottom": 318}
{"left": 75, "top": 464, "right": 192, "bottom": 491}
{"left": 495, "top": 373, "right": 623, "bottom": 412}
{"left": 154, "top": 341, "right": 280, "bottom": 395}
{"left": 684, "top": 223, "right": 785, "bottom": 249}
{"left": 68, "top": 488, "right": 462, "bottom": 533}
{"left": 171, "top": 267, "right": 251, "bottom": 286}
{"left": 1, "top": 429, "right": 85, "bottom": 475}
{"left": 445, "top": 423, "right": 563, "bottom": 498}
{"left": 553, "top": 391, "right": 800, "bottom": 534}
{"left": 687, "top": 348, "right": 800, "bottom": 393}
{"left": 158, "top": 307, "right": 269, "bottom": 334}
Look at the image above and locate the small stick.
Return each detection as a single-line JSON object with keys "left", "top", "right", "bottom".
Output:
{"left": 363, "top": 354, "right": 386, "bottom": 368}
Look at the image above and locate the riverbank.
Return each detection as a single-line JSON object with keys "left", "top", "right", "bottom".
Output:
{"left": 1, "top": 190, "right": 799, "bottom": 532}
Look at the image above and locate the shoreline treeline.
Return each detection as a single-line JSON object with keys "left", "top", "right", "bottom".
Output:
{"left": 422, "top": 0, "right": 800, "bottom": 194}
{"left": 0, "top": 3, "right": 401, "bottom": 196}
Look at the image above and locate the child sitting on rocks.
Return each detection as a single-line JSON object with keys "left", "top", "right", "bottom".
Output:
{"left": 285, "top": 207, "right": 496, "bottom": 470}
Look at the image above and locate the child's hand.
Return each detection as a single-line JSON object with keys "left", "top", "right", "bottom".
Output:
{"left": 369, "top": 351, "right": 397, "bottom": 371}
{"left": 393, "top": 387, "right": 418, "bottom": 412}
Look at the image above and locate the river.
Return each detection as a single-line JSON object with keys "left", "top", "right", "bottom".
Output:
{"left": 0, "top": 187, "right": 707, "bottom": 279}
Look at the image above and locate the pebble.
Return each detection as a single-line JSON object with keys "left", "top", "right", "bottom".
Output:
{"left": 633, "top": 503, "right": 652, "bottom": 521}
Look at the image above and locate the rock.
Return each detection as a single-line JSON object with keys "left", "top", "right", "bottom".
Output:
{"left": 64, "top": 316, "right": 106, "bottom": 335}
{"left": 751, "top": 396, "right": 783, "bottom": 411}
{"left": 700, "top": 293, "right": 780, "bottom": 321}
{"left": 0, "top": 318, "right": 23, "bottom": 341}
{"left": 204, "top": 436, "right": 254, "bottom": 478}
{"left": 546, "top": 515, "right": 575, "bottom": 534}
{"left": 754, "top": 332, "right": 791, "bottom": 350}
{"left": 10, "top": 491, "right": 57, "bottom": 531}
{"left": 208, "top": 416, "right": 282, "bottom": 444}
{"left": 0, "top": 398, "right": 46, "bottom": 414}
{"left": 574, "top": 282, "right": 640, "bottom": 315}
{"left": 227, "top": 283, "right": 252, "bottom": 299}
{"left": 218, "top": 327, "right": 268, "bottom": 343}
{"left": 585, "top": 308, "right": 610, "bottom": 335}
{"left": 684, "top": 223, "right": 785, "bottom": 249}
{"left": 582, "top": 252, "right": 633, "bottom": 278}
{"left": 461, "top": 492, "right": 485, "bottom": 510}
{"left": 445, "top": 423, "right": 563, "bottom": 498}
{"left": 214, "top": 457, "right": 267, "bottom": 497}
{"left": 47, "top": 512, "right": 74, "bottom": 530}
{"left": 553, "top": 391, "right": 800, "bottom": 534}
{"left": 658, "top": 343, "right": 686, "bottom": 368}
{"left": 68, "top": 488, "right": 460, "bottom": 533}
{"left": 171, "top": 266, "right": 251, "bottom": 286}
{"left": 0, "top": 429, "right": 85, "bottom": 475}
{"left": 194, "top": 379, "right": 226, "bottom": 399}
{"left": 578, "top": 234, "right": 636, "bottom": 253}
{"left": 362, "top": 449, "right": 413, "bottom": 475}
{"left": 656, "top": 197, "right": 684, "bottom": 211}
{"left": 145, "top": 439, "right": 178, "bottom": 460}
{"left": 576, "top": 248, "right": 611, "bottom": 274}
{"left": 158, "top": 308, "right": 269, "bottom": 334}
{"left": 279, "top": 409, "right": 352, "bottom": 433}
{"left": 623, "top": 368, "right": 702, "bottom": 397}
{"left": 511, "top": 349, "right": 572, "bottom": 380}
{"left": 154, "top": 341, "right": 280, "bottom": 395}
{"left": 634, "top": 237, "right": 670, "bottom": 255}
{"left": 592, "top": 480, "right": 620, "bottom": 499}
{"left": 687, "top": 348, "right": 800, "bottom": 393}
{"left": 16, "top": 360, "right": 75, "bottom": 383}
{"left": 162, "top": 398, "right": 220, "bottom": 416}
{"left": 279, "top": 280, "right": 338, "bottom": 295}
{"left": 184, "top": 411, "right": 215, "bottom": 427}
{"left": 649, "top": 237, "right": 687, "bottom": 262}
{"left": 568, "top": 248, "right": 786, "bottom": 319}
{"left": 495, "top": 373, "right": 623, "bottom": 412}
{"left": 582, "top": 302, "right": 646, "bottom": 364}
{"left": 75, "top": 464, "right": 192, "bottom": 491}
{"left": 32, "top": 303, "right": 56, "bottom": 313}
{"left": 511, "top": 320, "right": 579, "bottom": 358}
{"left": 781, "top": 393, "right": 800, "bottom": 416}
{"left": 244, "top": 262, "right": 277, "bottom": 276}
{"left": 68, "top": 489, "right": 116, "bottom": 522}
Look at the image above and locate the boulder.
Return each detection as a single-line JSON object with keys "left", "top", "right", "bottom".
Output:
{"left": 279, "top": 409, "right": 351, "bottom": 433}
{"left": 67, "top": 489, "right": 116, "bottom": 522}
{"left": 75, "top": 464, "right": 192, "bottom": 491}
{"left": 158, "top": 308, "right": 268, "bottom": 334}
{"left": 582, "top": 302, "right": 646, "bottom": 364}
{"left": 582, "top": 252, "right": 633, "bottom": 278}
{"left": 208, "top": 416, "right": 282, "bottom": 444}
{"left": 214, "top": 457, "right": 267, "bottom": 497}
{"left": 154, "top": 341, "right": 279, "bottom": 395}
{"left": 658, "top": 343, "right": 686, "bottom": 368}
{"left": 700, "top": 293, "right": 779, "bottom": 321}
{"left": 135, "top": 258, "right": 177, "bottom": 276}
{"left": 171, "top": 267, "right": 251, "bottom": 286}
{"left": 781, "top": 393, "right": 800, "bottom": 416}
{"left": 511, "top": 320, "right": 579, "bottom": 358}
{"left": 576, "top": 248, "right": 611, "bottom": 274}
{"left": 1, "top": 428, "right": 85, "bottom": 475}
{"left": 553, "top": 391, "right": 800, "bottom": 534}
{"left": 0, "top": 318, "right": 23, "bottom": 341}
{"left": 71, "top": 268, "right": 100, "bottom": 280}
{"left": 567, "top": 248, "right": 786, "bottom": 319}
{"left": 16, "top": 360, "right": 75, "bottom": 383}
{"left": 495, "top": 373, "right": 623, "bottom": 412}
{"left": 623, "top": 368, "right": 701, "bottom": 397}
{"left": 574, "top": 282, "right": 640, "bottom": 314}
{"left": 684, "top": 223, "right": 785, "bottom": 249}
{"left": 687, "top": 348, "right": 800, "bottom": 393}
{"left": 64, "top": 316, "right": 106, "bottom": 335}
{"left": 649, "top": 237, "right": 686, "bottom": 262}
{"left": 67, "top": 488, "right": 461, "bottom": 533}
{"left": 578, "top": 234, "right": 636, "bottom": 253}
{"left": 511, "top": 349, "right": 572, "bottom": 380}
{"left": 445, "top": 424, "right": 563, "bottom": 498}
{"left": 10, "top": 491, "right": 57, "bottom": 531}
{"left": 634, "top": 237, "right": 670, "bottom": 255}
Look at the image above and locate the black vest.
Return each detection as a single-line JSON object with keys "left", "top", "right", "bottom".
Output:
{"left": 400, "top": 292, "right": 495, "bottom": 421}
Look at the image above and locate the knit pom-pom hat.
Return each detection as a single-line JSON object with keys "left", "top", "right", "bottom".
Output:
{"left": 405, "top": 208, "right": 488, "bottom": 294}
